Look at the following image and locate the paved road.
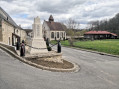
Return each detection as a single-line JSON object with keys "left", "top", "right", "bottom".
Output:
{"left": 0, "top": 47, "right": 119, "bottom": 89}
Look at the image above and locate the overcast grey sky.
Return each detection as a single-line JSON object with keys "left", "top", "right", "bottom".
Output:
{"left": 0, "top": 0, "right": 119, "bottom": 29}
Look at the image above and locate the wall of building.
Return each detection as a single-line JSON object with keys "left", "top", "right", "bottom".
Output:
{"left": 84, "top": 34, "right": 113, "bottom": 39}
{"left": 42, "top": 22, "right": 50, "bottom": 40}
{"left": 0, "top": 19, "right": 2, "bottom": 41}
{"left": 14, "top": 27, "right": 27, "bottom": 42}
{"left": 20, "top": 30, "right": 27, "bottom": 41}
{"left": 2, "top": 20, "right": 14, "bottom": 45}
{"left": 50, "top": 31, "right": 66, "bottom": 40}
{"left": 43, "top": 21, "right": 66, "bottom": 41}
{"left": 0, "top": 19, "right": 27, "bottom": 45}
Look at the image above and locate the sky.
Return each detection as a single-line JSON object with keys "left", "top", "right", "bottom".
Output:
{"left": 0, "top": 0, "right": 119, "bottom": 29}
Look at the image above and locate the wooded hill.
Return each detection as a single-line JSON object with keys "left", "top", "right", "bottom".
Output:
{"left": 89, "top": 13, "right": 119, "bottom": 37}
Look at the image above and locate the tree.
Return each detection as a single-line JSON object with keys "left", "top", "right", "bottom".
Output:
{"left": 64, "top": 18, "right": 80, "bottom": 46}
{"left": 66, "top": 18, "right": 80, "bottom": 31}
{"left": 88, "top": 13, "right": 119, "bottom": 37}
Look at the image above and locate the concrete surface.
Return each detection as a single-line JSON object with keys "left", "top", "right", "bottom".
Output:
{"left": 0, "top": 46, "right": 119, "bottom": 89}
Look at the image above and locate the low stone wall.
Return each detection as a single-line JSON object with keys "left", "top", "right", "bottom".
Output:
{"left": 38, "top": 52, "right": 63, "bottom": 63}
{"left": 0, "top": 42, "right": 80, "bottom": 72}
{"left": 0, "top": 42, "right": 17, "bottom": 54}
{"left": 25, "top": 51, "right": 63, "bottom": 63}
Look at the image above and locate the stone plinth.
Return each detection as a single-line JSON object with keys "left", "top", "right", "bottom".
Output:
{"left": 25, "top": 51, "right": 63, "bottom": 63}
{"left": 28, "top": 38, "right": 48, "bottom": 54}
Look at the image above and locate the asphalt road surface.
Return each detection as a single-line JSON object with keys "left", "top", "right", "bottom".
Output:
{"left": 0, "top": 47, "right": 119, "bottom": 89}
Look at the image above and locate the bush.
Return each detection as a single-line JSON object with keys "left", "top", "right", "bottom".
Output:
{"left": 68, "top": 38, "right": 74, "bottom": 46}
{"left": 47, "top": 46, "right": 52, "bottom": 51}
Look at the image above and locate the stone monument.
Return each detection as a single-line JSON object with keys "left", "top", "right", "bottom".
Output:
{"left": 28, "top": 16, "right": 48, "bottom": 54}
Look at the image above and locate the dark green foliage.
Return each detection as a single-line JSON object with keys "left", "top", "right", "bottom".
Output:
{"left": 47, "top": 46, "right": 52, "bottom": 51}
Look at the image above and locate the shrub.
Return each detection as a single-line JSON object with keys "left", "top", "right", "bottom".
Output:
{"left": 47, "top": 46, "right": 52, "bottom": 51}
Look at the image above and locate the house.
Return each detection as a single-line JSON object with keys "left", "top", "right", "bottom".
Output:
{"left": 24, "top": 29, "right": 32, "bottom": 37}
{"left": 84, "top": 31, "right": 117, "bottom": 39}
{"left": 42, "top": 15, "right": 67, "bottom": 41}
{"left": 0, "top": 7, "right": 27, "bottom": 45}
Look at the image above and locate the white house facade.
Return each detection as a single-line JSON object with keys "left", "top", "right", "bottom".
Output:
{"left": 42, "top": 15, "right": 67, "bottom": 41}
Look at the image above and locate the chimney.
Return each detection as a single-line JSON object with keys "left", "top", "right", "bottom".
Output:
{"left": 19, "top": 24, "right": 21, "bottom": 27}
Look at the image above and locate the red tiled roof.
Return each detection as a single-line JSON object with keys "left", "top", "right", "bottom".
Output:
{"left": 45, "top": 21, "right": 66, "bottom": 31}
{"left": 84, "top": 31, "right": 117, "bottom": 36}
{"left": 85, "top": 31, "right": 111, "bottom": 34}
{"left": 111, "top": 33, "right": 117, "bottom": 36}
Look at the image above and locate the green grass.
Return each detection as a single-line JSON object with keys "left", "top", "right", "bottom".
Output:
{"left": 50, "top": 39, "right": 119, "bottom": 55}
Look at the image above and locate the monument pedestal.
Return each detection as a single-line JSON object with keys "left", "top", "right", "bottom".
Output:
{"left": 29, "top": 38, "right": 48, "bottom": 54}
{"left": 28, "top": 16, "right": 48, "bottom": 54}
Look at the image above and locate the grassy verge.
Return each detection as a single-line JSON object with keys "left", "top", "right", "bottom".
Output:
{"left": 50, "top": 39, "right": 119, "bottom": 55}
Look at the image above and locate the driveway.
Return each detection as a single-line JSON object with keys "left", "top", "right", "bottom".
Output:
{"left": 0, "top": 47, "right": 119, "bottom": 89}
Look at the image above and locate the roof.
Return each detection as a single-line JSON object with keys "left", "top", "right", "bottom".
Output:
{"left": 45, "top": 21, "right": 66, "bottom": 31}
{"left": 111, "top": 33, "right": 117, "bottom": 36}
{"left": 0, "top": 7, "right": 21, "bottom": 29}
{"left": 23, "top": 29, "right": 32, "bottom": 33}
{"left": 84, "top": 31, "right": 117, "bottom": 36}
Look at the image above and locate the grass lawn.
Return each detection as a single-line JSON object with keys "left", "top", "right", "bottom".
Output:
{"left": 50, "top": 39, "right": 119, "bottom": 55}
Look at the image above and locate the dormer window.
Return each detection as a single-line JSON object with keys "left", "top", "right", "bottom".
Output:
{"left": 7, "top": 17, "right": 8, "bottom": 20}
{"left": 17, "top": 30, "right": 18, "bottom": 33}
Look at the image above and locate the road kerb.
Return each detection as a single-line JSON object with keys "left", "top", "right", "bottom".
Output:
{"left": 62, "top": 46, "right": 119, "bottom": 58}
{"left": 0, "top": 44, "right": 80, "bottom": 72}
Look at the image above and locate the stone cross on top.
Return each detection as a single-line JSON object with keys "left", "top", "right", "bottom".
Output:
{"left": 32, "top": 16, "right": 42, "bottom": 39}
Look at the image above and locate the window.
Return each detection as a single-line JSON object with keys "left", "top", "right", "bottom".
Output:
{"left": 0, "top": 21, "right": 1, "bottom": 27}
{"left": 51, "top": 32, "right": 54, "bottom": 38}
{"left": 9, "top": 37, "right": 10, "bottom": 45}
{"left": 64, "top": 32, "right": 66, "bottom": 37}
{"left": 62, "top": 32, "right": 63, "bottom": 38}
{"left": 57, "top": 32, "right": 59, "bottom": 38}
{"left": 17, "top": 30, "right": 18, "bottom": 33}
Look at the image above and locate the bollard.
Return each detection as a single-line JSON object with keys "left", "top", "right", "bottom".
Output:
{"left": 46, "top": 38, "right": 49, "bottom": 46}
{"left": 57, "top": 40, "right": 61, "bottom": 53}
{"left": 20, "top": 40, "right": 25, "bottom": 57}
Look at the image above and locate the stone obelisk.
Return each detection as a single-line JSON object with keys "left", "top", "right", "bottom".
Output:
{"left": 28, "top": 16, "right": 48, "bottom": 54}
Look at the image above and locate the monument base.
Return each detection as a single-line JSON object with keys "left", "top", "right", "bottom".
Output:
{"left": 28, "top": 38, "right": 48, "bottom": 54}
